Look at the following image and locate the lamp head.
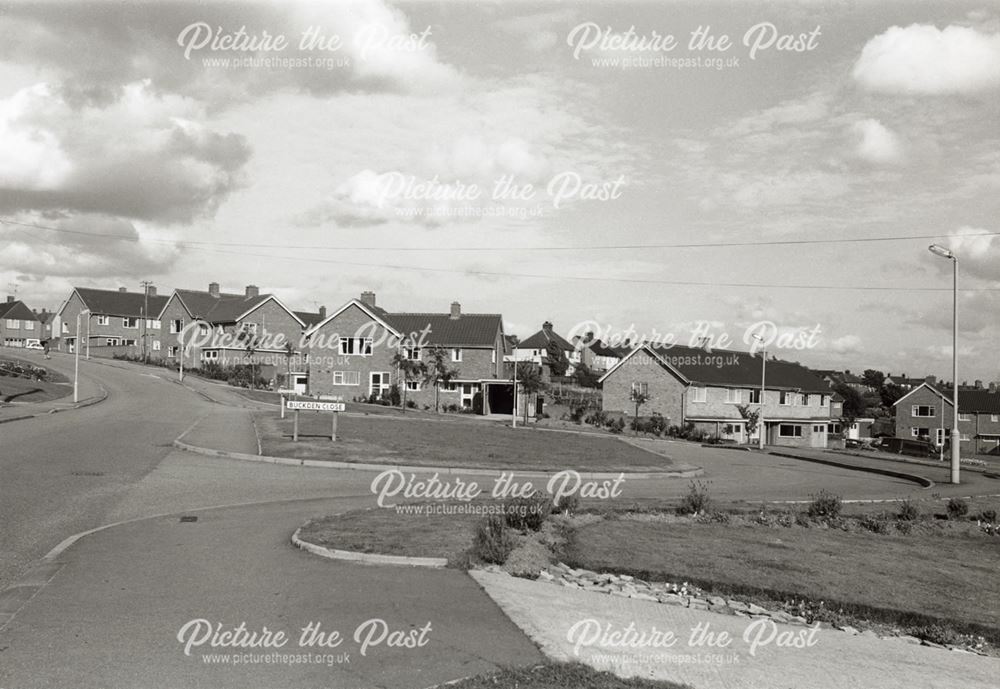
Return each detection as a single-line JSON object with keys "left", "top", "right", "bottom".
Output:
{"left": 928, "top": 244, "right": 955, "bottom": 260}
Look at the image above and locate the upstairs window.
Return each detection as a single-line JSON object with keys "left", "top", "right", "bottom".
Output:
{"left": 912, "top": 405, "right": 935, "bottom": 418}
{"left": 690, "top": 386, "right": 707, "bottom": 403}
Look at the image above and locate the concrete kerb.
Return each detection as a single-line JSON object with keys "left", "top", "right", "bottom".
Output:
{"left": 291, "top": 525, "right": 448, "bottom": 569}
{"left": 768, "top": 450, "right": 934, "bottom": 488}
{"left": 0, "top": 382, "right": 108, "bottom": 426}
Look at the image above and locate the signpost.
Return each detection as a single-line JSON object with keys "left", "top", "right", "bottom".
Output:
{"left": 277, "top": 388, "right": 296, "bottom": 418}
{"left": 287, "top": 398, "right": 345, "bottom": 442}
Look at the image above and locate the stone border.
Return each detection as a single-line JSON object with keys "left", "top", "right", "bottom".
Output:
{"left": 291, "top": 525, "right": 448, "bottom": 568}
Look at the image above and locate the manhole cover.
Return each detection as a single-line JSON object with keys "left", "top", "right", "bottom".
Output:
{"left": 179, "top": 516, "right": 198, "bottom": 523}
{"left": 71, "top": 471, "right": 105, "bottom": 477}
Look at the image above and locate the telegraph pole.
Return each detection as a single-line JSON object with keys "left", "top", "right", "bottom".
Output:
{"left": 140, "top": 280, "right": 153, "bottom": 363}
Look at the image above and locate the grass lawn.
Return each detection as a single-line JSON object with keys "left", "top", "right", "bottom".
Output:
{"left": 0, "top": 357, "right": 71, "bottom": 403}
{"left": 448, "top": 663, "right": 689, "bottom": 689}
{"left": 298, "top": 508, "right": 481, "bottom": 562}
{"left": 564, "top": 515, "right": 1000, "bottom": 638}
{"left": 255, "top": 411, "right": 669, "bottom": 472}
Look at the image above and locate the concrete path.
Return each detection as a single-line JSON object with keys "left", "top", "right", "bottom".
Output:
{"left": 471, "top": 569, "right": 1000, "bottom": 689}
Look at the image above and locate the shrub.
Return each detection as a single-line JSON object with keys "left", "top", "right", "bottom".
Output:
{"left": 504, "top": 495, "right": 552, "bottom": 532}
{"left": 388, "top": 384, "right": 401, "bottom": 407}
{"left": 677, "top": 480, "right": 712, "bottom": 516}
{"left": 551, "top": 493, "right": 580, "bottom": 515}
{"left": 807, "top": 490, "right": 842, "bottom": 519}
{"left": 910, "top": 624, "right": 961, "bottom": 647}
{"left": 946, "top": 498, "right": 969, "bottom": 520}
{"left": 405, "top": 399, "right": 417, "bottom": 409}
{"left": 979, "top": 508, "right": 997, "bottom": 523}
{"left": 606, "top": 417, "right": 625, "bottom": 434}
{"left": 472, "top": 392, "right": 483, "bottom": 415}
{"left": 472, "top": 515, "right": 516, "bottom": 564}
{"left": 584, "top": 410, "right": 608, "bottom": 427}
{"left": 859, "top": 513, "right": 890, "bottom": 534}
{"left": 568, "top": 405, "right": 587, "bottom": 424}
{"left": 648, "top": 412, "right": 668, "bottom": 436}
{"left": 897, "top": 498, "right": 920, "bottom": 521}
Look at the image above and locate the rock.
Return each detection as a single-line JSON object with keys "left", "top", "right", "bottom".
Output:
{"left": 657, "top": 594, "right": 686, "bottom": 606}
{"left": 631, "top": 592, "right": 659, "bottom": 602}
{"left": 708, "top": 596, "right": 727, "bottom": 607}
{"left": 837, "top": 626, "right": 860, "bottom": 635}
{"left": 620, "top": 575, "right": 634, "bottom": 582}
{"left": 920, "top": 640, "right": 949, "bottom": 650}
{"left": 747, "top": 603, "right": 769, "bottom": 615}
{"left": 560, "top": 579, "right": 580, "bottom": 588}
{"left": 769, "top": 611, "right": 793, "bottom": 623}
{"left": 689, "top": 598, "right": 709, "bottom": 609}
{"left": 897, "top": 635, "right": 922, "bottom": 645}
{"left": 787, "top": 615, "right": 809, "bottom": 626}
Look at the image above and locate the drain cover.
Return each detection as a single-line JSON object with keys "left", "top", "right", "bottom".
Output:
{"left": 179, "top": 516, "right": 198, "bottom": 523}
{"left": 71, "top": 471, "right": 105, "bottom": 477}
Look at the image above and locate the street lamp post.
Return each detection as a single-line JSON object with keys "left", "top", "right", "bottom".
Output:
{"left": 928, "top": 244, "right": 960, "bottom": 485}
{"left": 74, "top": 308, "right": 91, "bottom": 403}
{"left": 752, "top": 334, "right": 766, "bottom": 450}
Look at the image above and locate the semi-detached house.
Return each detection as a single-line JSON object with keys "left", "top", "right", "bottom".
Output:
{"left": 599, "top": 343, "right": 835, "bottom": 448}
{"left": 893, "top": 382, "right": 1000, "bottom": 455}
{"left": 304, "top": 291, "right": 510, "bottom": 412}
{"left": 157, "top": 283, "right": 306, "bottom": 374}
{"left": 57, "top": 286, "right": 169, "bottom": 356}
{"left": 0, "top": 297, "right": 42, "bottom": 347}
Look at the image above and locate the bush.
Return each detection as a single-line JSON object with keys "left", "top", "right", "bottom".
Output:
{"left": 584, "top": 410, "right": 608, "bottom": 427}
{"left": 677, "top": 480, "right": 711, "bottom": 516}
{"left": 551, "top": 493, "right": 579, "bottom": 515}
{"left": 946, "top": 498, "right": 969, "bottom": 520}
{"left": 979, "top": 508, "right": 997, "bottom": 523}
{"left": 504, "top": 495, "right": 552, "bottom": 532}
{"left": 473, "top": 514, "right": 516, "bottom": 564}
{"left": 859, "top": 513, "right": 890, "bottom": 534}
{"left": 405, "top": 399, "right": 417, "bottom": 409}
{"left": 897, "top": 499, "right": 919, "bottom": 521}
{"left": 648, "top": 412, "right": 668, "bottom": 436}
{"left": 606, "top": 417, "right": 625, "bottom": 434}
{"left": 807, "top": 490, "right": 842, "bottom": 519}
{"left": 388, "top": 384, "right": 401, "bottom": 407}
{"left": 568, "top": 405, "right": 587, "bottom": 424}
{"left": 472, "top": 392, "right": 483, "bottom": 415}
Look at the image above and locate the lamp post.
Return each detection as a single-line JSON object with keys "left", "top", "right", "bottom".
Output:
{"left": 753, "top": 336, "right": 767, "bottom": 450}
{"left": 74, "top": 309, "right": 91, "bottom": 403}
{"left": 928, "top": 244, "right": 960, "bottom": 484}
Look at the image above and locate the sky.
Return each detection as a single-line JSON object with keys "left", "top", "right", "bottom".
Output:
{"left": 0, "top": 0, "right": 998, "bottom": 381}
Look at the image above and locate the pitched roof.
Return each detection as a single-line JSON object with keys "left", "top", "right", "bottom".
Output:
{"left": 385, "top": 313, "right": 502, "bottom": 347}
{"left": 295, "top": 310, "right": 326, "bottom": 328}
{"left": 588, "top": 340, "right": 621, "bottom": 358}
{"left": 599, "top": 343, "right": 830, "bottom": 392}
{"left": 74, "top": 288, "right": 169, "bottom": 319}
{"left": 519, "top": 327, "right": 575, "bottom": 352}
{"left": 172, "top": 289, "right": 270, "bottom": 323}
{"left": 959, "top": 390, "right": 1000, "bottom": 414}
{"left": 0, "top": 300, "right": 37, "bottom": 321}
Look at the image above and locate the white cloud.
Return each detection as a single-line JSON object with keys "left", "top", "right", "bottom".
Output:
{"left": 830, "top": 335, "right": 862, "bottom": 355}
{"left": 853, "top": 24, "right": 1000, "bottom": 94}
{"left": 852, "top": 118, "right": 904, "bottom": 165}
{"left": 0, "top": 80, "right": 249, "bottom": 222}
{"left": 939, "top": 226, "right": 999, "bottom": 281}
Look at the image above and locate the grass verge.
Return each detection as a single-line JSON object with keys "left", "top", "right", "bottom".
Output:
{"left": 444, "top": 662, "right": 690, "bottom": 689}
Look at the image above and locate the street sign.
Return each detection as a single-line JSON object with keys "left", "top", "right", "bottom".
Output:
{"left": 277, "top": 388, "right": 296, "bottom": 395}
{"left": 287, "top": 400, "right": 346, "bottom": 412}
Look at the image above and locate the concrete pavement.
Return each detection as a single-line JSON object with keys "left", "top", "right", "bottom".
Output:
{"left": 471, "top": 569, "right": 1000, "bottom": 689}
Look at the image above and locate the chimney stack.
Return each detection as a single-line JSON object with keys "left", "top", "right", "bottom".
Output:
{"left": 925, "top": 375, "right": 936, "bottom": 384}
{"left": 118, "top": 286, "right": 127, "bottom": 293}
{"left": 542, "top": 321, "right": 553, "bottom": 333}
{"left": 990, "top": 382, "right": 997, "bottom": 394}
{"left": 146, "top": 285, "right": 157, "bottom": 297}
{"left": 450, "top": 301, "right": 461, "bottom": 319}
{"left": 975, "top": 379, "right": 984, "bottom": 389}
{"left": 319, "top": 305, "right": 327, "bottom": 319}
{"left": 209, "top": 282, "right": 220, "bottom": 297}
{"left": 245, "top": 285, "right": 259, "bottom": 299}
{"left": 360, "top": 291, "right": 376, "bottom": 307}
{"left": 5, "top": 295, "right": 13, "bottom": 303}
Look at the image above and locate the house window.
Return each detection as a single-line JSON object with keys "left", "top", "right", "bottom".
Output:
{"left": 123, "top": 317, "right": 138, "bottom": 329}
{"left": 726, "top": 388, "right": 742, "bottom": 404}
{"left": 491, "top": 349, "right": 496, "bottom": 364}
{"left": 369, "top": 372, "right": 390, "bottom": 396}
{"left": 911, "top": 427, "right": 930, "bottom": 438}
{"left": 405, "top": 380, "right": 420, "bottom": 391}
{"left": 24, "top": 321, "right": 34, "bottom": 331}
{"left": 992, "top": 415, "right": 999, "bottom": 423}
{"left": 631, "top": 382, "right": 649, "bottom": 397}
{"left": 452, "top": 348, "right": 462, "bottom": 362}
{"left": 812, "top": 425, "right": 826, "bottom": 433}
{"left": 912, "top": 405, "right": 935, "bottom": 417}
{"left": 778, "top": 424, "right": 803, "bottom": 438}
{"left": 444, "top": 381, "right": 458, "bottom": 391}
{"left": 240, "top": 322, "right": 258, "bottom": 335}
{"left": 62, "top": 322, "right": 69, "bottom": 334}
{"left": 339, "top": 337, "right": 372, "bottom": 356}
{"left": 402, "top": 347, "right": 420, "bottom": 360}
{"left": 818, "top": 395, "right": 827, "bottom": 406}
{"left": 780, "top": 391, "right": 791, "bottom": 405}
{"left": 202, "top": 350, "right": 219, "bottom": 362}
{"left": 167, "top": 346, "right": 178, "bottom": 358}
{"left": 105, "top": 338, "right": 120, "bottom": 346}
{"left": 958, "top": 413, "right": 971, "bottom": 422}
{"left": 690, "top": 386, "right": 707, "bottom": 403}
{"left": 332, "top": 371, "right": 361, "bottom": 386}
{"left": 830, "top": 423, "right": 842, "bottom": 434}
{"left": 5, "top": 319, "right": 19, "bottom": 328}
{"left": 748, "top": 389, "right": 761, "bottom": 404}
{"left": 960, "top": 433, "right": 971, "bottom": 441}
{"left": 170, "top": 319, "right": 184, "bottom": 334}
{"left": 146, "top": 319, "right": 161, "bottom": 329}
{"left": 152, "top": 341, "right": 161, "bottom": 351}
{"left": 96, "top": 315, "right": 110, "bottom": 326}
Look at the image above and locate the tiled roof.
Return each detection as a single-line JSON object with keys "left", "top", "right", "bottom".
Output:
{"left": 295, "top": 311, "right": 325, "bottom": 328}
{"left": 959, "top": 390, "right": 1000, "bottom": 414}
{"left": 0, "top": 301, "right": 37, "bottom": 321}
{"left": 519, "top": 328, "right": 575, "bottom": 352}
{"left": 384, "top": 313, "right": 501, "bottom": 347}
{"left": 75, "top": 288, "right": 169, "bottom": 319}
{"left": 588, "top": 341, "right": 621, "bottom": 358}
{"left": 175, "top": 289, "right": 271, "bottom": 323}
{"left": 645, "top": 344, "right": 830, "bottom": 392}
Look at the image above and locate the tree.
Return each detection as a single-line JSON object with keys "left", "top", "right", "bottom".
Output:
{"left": 238, "top": 329, "right": 261, "bottom": 390}
{"left": 833, "top": 383, "right": 865, "bottom": 426}
{"left": 513, "top": 361, "right": 545, "bottom": 425}
{"left": 630, "top": 387, "right": 650, "bottom": 436}
{"left": 423, "top": 346, "right": 459, "bottom": 413}
{"left": 572, "top": 362, "right": 601, "bottom": 388}
{"left": 392, "top": 351, "right": 426, "bottom": 413}
{"left": 282, "top": 340, "right": 296, "bottom": 391}
{"left": 546, "top": 339, "right": 568, "bottom": 377}
{"left": 736, "top": 403, "right": 760, "bottom": 441}
{"left": 880, "top": 382, "right": 904, "bottom": 408}
{"left": 861, "top": 369, "right": 885, "bottom": 391}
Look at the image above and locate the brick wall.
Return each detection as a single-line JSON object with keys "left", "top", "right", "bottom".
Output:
{"left": 601, "top": 353, "right": 685, "bottom": 422}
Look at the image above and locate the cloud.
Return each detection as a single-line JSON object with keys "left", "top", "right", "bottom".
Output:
{"left": 853, "top": 24, "right": 1000, "bottom": 94}
{"left": 0, "top": 80, "right": 250, "bottom": 222}
{"left": 937, "top": 226, "right": 1000, "bottom": 281}
{"left": 0, "top": 213, "right": 180, "bottom": 279}
{"left": 719, "top": 92, "right": 830, "bottom": 137}
{"left": 851, "top": 118, "right": 904, "bottom": 165}
{"left": 829, "top": 335, "right": 863, "bottom": 355}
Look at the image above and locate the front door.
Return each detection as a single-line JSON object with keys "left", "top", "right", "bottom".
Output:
{"left": 292, "top": 374, "right": 308, "bottom": 395}
{"left": 370, "top": 372, "right": 390, "bottom": 397}
{"left": 935, "top": 428, "right": 946, "bottom": 447}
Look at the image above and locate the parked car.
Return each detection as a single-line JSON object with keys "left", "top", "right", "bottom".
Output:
{"left": 25, "top": 340, "right": 43, "bottom": 350}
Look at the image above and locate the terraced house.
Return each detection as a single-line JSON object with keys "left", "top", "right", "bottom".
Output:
{"left": 57, "top": 286, "right": 169, "bottom": 356}
{"left": 0, "top": 297, "right": 42, "bottom": 347}
{"left": 599, "top": 343, "right": 835, "bottom": 447}
{"left": 157, "top": 283, "right": 306, "bottom": 374}
{"left": 304, "top": 291, "right": 510, "bottom": 413}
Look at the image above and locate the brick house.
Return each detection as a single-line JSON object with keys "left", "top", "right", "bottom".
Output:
{"left": 0, "top": 298, "right": 42, "bottom": 347}
{"left": 515, "top": 322, "right": 579, "bottom": 376}
{"left": 157, "top": 283, "right": 306, "bottom": 378}
{"left": 599, "top": 344, "right": 835, "bottom": 448}
{"left": 571, "top": 333, "right": 623, "bottom": 373}
{"left": 57, "top": 286, "right": 169, "bottom": 355}
{"left": 304, "top": 291, "right": 510, "bottom": 412}
{"left": 893, "top": 382, "right": 1000, "bottom": 455}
